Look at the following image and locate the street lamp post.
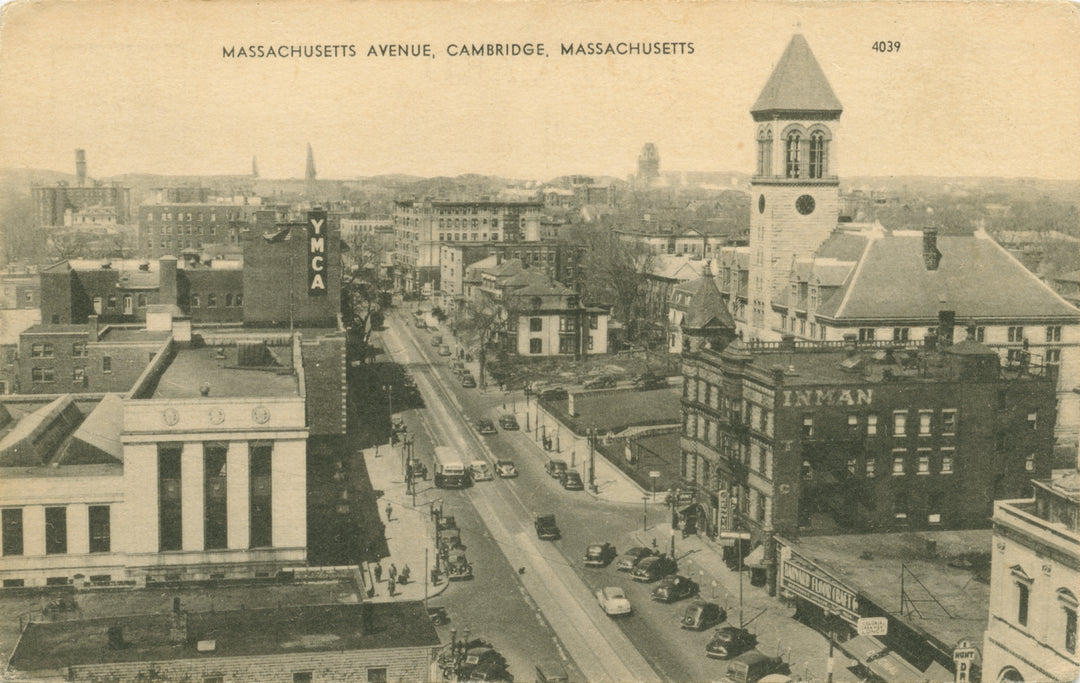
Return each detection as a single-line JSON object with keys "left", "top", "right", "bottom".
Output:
{"left": 642, "top": 496, "right": 648, "bottom": 532}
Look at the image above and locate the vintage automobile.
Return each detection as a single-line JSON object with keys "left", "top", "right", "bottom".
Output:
{"left": 544, "top": 459, "right": 568, "bottom": 479}
{"left": 534, "top": 514, "right": 560, "bottom": 540}
{"left": 438, "top": 344, "right": 452, "bottom": 356}
{"left": 682, "top": 600, "right": 726, "bottom": 631}
{"left": 651, "top": 574, "right": 699, "bottom": 603}
{"left": 495, "top": 459, "right": 518, "bottom": 478}
{"left": 705, "top": 626, "right": 758, "bottom": 660}
{"left": 596, "top": 586, "right": 632, "bottom": 616}
{"left": 559, "top": 470, "right": 584, "bottom": 491}
{"left": 631, "top": 555, "right": 678, "bottom": 582}
{"left": 461, "top": 374, "right": 477, "bottom": 388}
{"left": 446, "top": 547, "right": 473, "bottom": 581}
{"left": 406, "top": 458, "right": 428, "bottom": 481}
{"left": 539, "top": 387, "right": 568, "bottom": 401}
{"left": 718, "top": 651, "right": 788, "bottom": 683}
{"left": 615, "top": 546, "right": 657, "bottom": 572}
{"left": 583, "top": 542, "right": 617, "bottom": 567}
{"left": 583, "top": 375, "right": 617, "bottom": 389}
{"left": 632, "top": 373, "right": 667, "bottom": 391}
{"left": 474, "top": 418, "right": 497, "bottom": 435}
{"left": 469, "top": 460, "right": 493, "bottom": 481}
{"left": 498, "top": 414, "right": 519, "bottom": 430}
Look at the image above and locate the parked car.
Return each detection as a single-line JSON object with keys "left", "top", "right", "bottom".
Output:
{"left": 718, "top": 651, "right": 787, "bottom": 683}
{"left": 544, "top": 459, "right": 568, "bottom": 478}
{"left": 431, "top": 334, "right": 444, "bottom": 347}
{"left": 682, "top": 600, "right": 726, "bottom": 631}
{"left": 474, "top": 418, "right": 497, "bottom": 435}
{"left": 559, "top": 470, "right": 584, "bottom": 491}
{"left": 705, "top": 626, "right": 757, "bottom": 660}
{"left": 584, "top": 543, "right": 617, "bottom": 567}
{"left": 437, "top": 525, "right": 463, "bottom": 553}
{"left": 596, "top": 586, "right": 632, "bottom": 616}
{"left": 446, "top": 547, "right": 473, "bottom": 581}
{"left": 469, "top": 460, "right": 493, "bottom": 481}
{"left": 438, "top": 344, "right": 452, "bottom": 356}
{"left": 534, "top": 660, "right": 569, "bottom": 683}
{"left": 498, "top": 414, "right": 519, "bottom": 430}
{"left": 461, "top": 374, "right": 477, "bottom": 388}
{"left": 631, "top": 555, "right": 678, "bottom": 582}
{"left": 615, "top": 546, "right": 657, "bottom": 572}
{"left": 539, "top": 387, "right": 568, "bottom": 401}
{"left": 458, "top": 647, "right": 508, "bottom": 682}
{"left": 495, "top": 459, "right": 518, "bottom": 478}
{"left": 633, "top": 373, "right": 667, "bottom": 390}
{"left": 583, "top": 375, "right": 617, "bottom": 389}
{"left": 651, "top": 574, "right": 699, "bottom": 602}
{"left": 534, "top": 514, "right": 560, "bottom": 540}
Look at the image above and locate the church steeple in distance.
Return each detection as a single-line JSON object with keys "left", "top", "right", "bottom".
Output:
{"left": 746, "top": 34, "right": 842, "bottom": 341}
{"left": 252, "top": 155, "right": 259, "bottom": 178}
{"left": 305, "top": 143, "right": 317, "bottom": 181}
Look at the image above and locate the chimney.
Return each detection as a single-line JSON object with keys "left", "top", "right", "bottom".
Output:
{"left": 922, "top": 227, "right": 942, "bottom": 271}
{"left": 75, "top": 149, "right": 87, "bottom": 187}
{"left": 87, "top": 315, "right": 100, "bottom": 342}
{"left": 937, "top": 310, "right": 955, "bottom": 347}
{"left": 159, "top": 257, "right": 178, "bottom": 307}
{"left": 842, "top": 333, "right": 858, "bottom": 357}
{"left": 169, "top": 597, "right": 188, "bottom": 645}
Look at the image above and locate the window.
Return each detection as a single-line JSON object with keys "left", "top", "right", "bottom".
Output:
{"left": 973, "top": 326, "right": 985, "bottom": 342}
{"left": 893, "top": 491, "right": 909, "bottom": 519}
{"left": 893, "top": 456, "right": 906, "bottom": 476}
{"left": 848, "top": 414, "right": 860, "bottom": 435}
{"left": 808, "top": 131, "right": 827, "bottom": 178}
{"left": 1060, "top": 589, "right": 1078, "bottom": 654}
{"left": 756, "top": 128, "right": 773, "bottom": 175}
{"left": 225, "top": 294, "right": 233, "bottom": 307}
{"left": 2, "top": 509, "right": 23, "bottom": 556}
{"left": 45, "top": 507, "right": 67, "bottom": 554}
{"left": 589, "top": 315, "right": 598, "bottom": 330}
{"left": 159, "top": 444, "right": 183, "bottom": 552}
{"left": 801, "top": 414, "right": 814, "bottom": 437}
{"left": 93, "top": 296, "right": 103, "bottom": 314}
{"left": 559, "top": 316, "right": 576, "bottom": 333}
{"left": 89, "top": 506, "right": 110, "bottom": 553}
{"left": 1025, "top": 454, "right": 1035, "bottom": 471}
{"left": 785, "top": 131, "right": 801, "bottom": 178}
{"left": 1008, "top": 326, "right": 1024, "bottom": 342}
{"left": 558, "top": 337, "right": 576, "bottom": 354}
{"left": 1046, "top": 349, "right": 1061, "bottom": 364}
{"left": 367, "top": 668, "right": 388, "bottom": 683}
{"left": 942, "top": 410, "right": 957, "bottom": 435}
{"left": 530, "top": 338, "right": 543, "bottom": 354}
{"left": 917, "top": 453, "right": 930, "bottom": 475}
{"left": 250, "top": 442, "right": 273, "bottom": 548}
{"left": 941, "top": 452, "right": 954, "bottom": 474}
{"left": 893, "top": 411, "right": 907, "bottom": 437}
{"left": 102, "top": 356, "right": 112, "bottom": 373}
{"left": 107, "top": 295, "right": 117, "bottom": 309}
{"left": 1017, "top": 582, "right": 1030, "bottom": 627}
{"left": 529, "top": 317, "right": 542, "bottom": 332}
{"left": 846, "top": 458, "right": 856, "bottom": 475}
{"left": 858, "top": 328, "right": 876, "bottom": 342}
{"left": 72, "top": 367, "right": 85, "bottom": 384}
{"left": 207, "top": 294, "right": 217, "bottom": 308}
{"left": 235, "top": 293, "right": 243, "bottom": 307}
{"left": 30, "top": 343, "right": 53, "bottom": 358}
{"left": 893, "top": 327, "right": 909, "bottom": 342}
{"left": 293, "top": 673, "right": 313, "bottom": 683}
{"left": 191, "top": 294, "right": 200, "bottom": 308}
{"left": 1027, "top": 411, "right": 1038, "bottom": 430}
{"left": 1046, "top": 325, "right": 1062, "bottom": 342}
{"left": 867, "top": 414, "right": 878, "bottom": 436}
{"left": 204, "top": 444, "right": 228, "bottom": 550}
{"left": 72, "top": 342, "right": 87, "bottom": 357}
{"left": 865, "top": 459, "right": 876, "bottom": 478}
{"left": 919, "top": 411, "right": 932, "bottom": 436}
{"left": 32, "top": 367, "right": 55, "bottom": 383}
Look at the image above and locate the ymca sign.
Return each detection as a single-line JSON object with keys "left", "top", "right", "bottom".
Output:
{"left": 307, "top": 210, "right": 328, "bottom": 297}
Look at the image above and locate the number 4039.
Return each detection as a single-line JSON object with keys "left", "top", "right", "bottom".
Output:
{"left": 872, "top": 41, "right": 900, "bottom": 53}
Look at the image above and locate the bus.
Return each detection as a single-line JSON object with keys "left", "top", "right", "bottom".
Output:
{"left": 434, "top": 446, "right": 469, "bottom": 489}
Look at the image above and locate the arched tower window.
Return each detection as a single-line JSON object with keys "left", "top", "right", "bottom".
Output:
{"left": 757, "top": 128, "right": 773, "bottom": 176}
{"left": 785, "top": 131, "right": 801, "bottom": 178}
{"left": 809, "top": 131, "right": 828, "bottom": 179}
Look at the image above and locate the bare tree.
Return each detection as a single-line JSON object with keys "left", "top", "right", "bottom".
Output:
{"left": 452, "top": 301, "right": 504, "bottom": 389}
{"left": 574, "top": 229, "right": 655, "bottom": 341}
{"left": 343, "top": 232, "right": 392, "bottom": 345}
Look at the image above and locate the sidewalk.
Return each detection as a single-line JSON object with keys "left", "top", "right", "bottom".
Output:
{"left": 631, "top": 523, "right": 861, "bottom": 683}
{"left": 359, "top": 444, "right": 448, "bottom": 604}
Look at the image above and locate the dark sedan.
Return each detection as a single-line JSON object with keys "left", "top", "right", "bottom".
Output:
{"left": 705, "top": 626, "right": 757, "bottom": 659}
{"left": 615, "top": 546, "right": 657, "bottom": 572}
{"left": 631, "top": 555, "right": 678, "bottom": 582}
{"left": 584, "top": 542, "right": 617, "bottom": 567}
{"left": 560, "top": 470, "right": 584, "bottom": 491}
{"left": 498, "top": 414, "right": 519, "bottom": 430}
{"left": 651, "top": 574, "right": 699, "bottom": 603}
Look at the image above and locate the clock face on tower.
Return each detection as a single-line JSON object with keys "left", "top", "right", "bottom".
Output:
{"left": 796, "top": 194, "right": 816, "bottom": 215}
{"left": 758, "top": 195, "right": 765, "bottom": 214}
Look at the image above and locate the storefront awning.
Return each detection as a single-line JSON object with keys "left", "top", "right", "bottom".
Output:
{"left": 745, "top": 544, "right": 766, "bottom": 568}
{"left": 839, "top": 635, "right": 925, "bottom": 682}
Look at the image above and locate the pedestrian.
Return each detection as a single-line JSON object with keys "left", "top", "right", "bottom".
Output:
{"left": 385, "top": 501, "right": 393, "bottom": 521}
{"left": 400, "top": 564, "right": 411, "bottom": 584}
{"left": 387, "top": 577, "right": 396, "bottom": 597}
{"left": 375, "top": 444, "right": 380, "bottom": 458}
{"left": 373, "top": 562, "right": 383, "bottom": 583}
{"left": 389, "top": 563, "right": 397, "bottom": 583}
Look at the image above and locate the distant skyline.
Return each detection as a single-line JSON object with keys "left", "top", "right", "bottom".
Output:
{"left": 1, "top": 1, "right": 1079, "bottom": 182}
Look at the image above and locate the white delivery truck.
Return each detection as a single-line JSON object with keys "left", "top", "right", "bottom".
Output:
{"left": 434, "top": 446, "right": 469, "bottom": 489}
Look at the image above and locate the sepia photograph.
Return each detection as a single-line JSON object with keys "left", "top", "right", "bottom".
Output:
{"left": 0, "top": 1, "right": 1078, "bottom": 681}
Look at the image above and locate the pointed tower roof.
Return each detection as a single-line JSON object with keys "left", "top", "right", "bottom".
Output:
{"left": 751, "top": 34, "right": 842, "bottom": 120}
{"left": 678, "top": 266, "right": 735, "bottom": 332}
{"left": 305, "top": 143, "right": 317, "bottom": 181}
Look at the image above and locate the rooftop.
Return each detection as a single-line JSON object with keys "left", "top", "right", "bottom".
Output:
{"left": 751, "top": 34, "right": 843, "bottom": 117}
{"left": 9, "top": 601, "right": 440, "bottom": 672}
{"left": 789, "top": 529, "right": 992, "bottom": 657}
{"left": 547, "top": 386, "right": 681, "bottom": 435}
{"left": 151, "top": 344, "right": 298, "bottom": 399}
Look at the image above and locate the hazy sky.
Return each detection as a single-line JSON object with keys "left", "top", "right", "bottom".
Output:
{"left": 1, "top": 0, "right": 1078, "bottom": 182}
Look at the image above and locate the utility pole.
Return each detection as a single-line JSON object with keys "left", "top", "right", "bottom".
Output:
{"left": 588, "top": 428, "right": 597, "bottom": 493}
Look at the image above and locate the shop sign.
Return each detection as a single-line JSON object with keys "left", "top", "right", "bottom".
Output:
{"left": 857, "top": 617, "right": 888, "bottom": 636}
{"left": 780, "top": 558, "right": 858, "bottom": 622}
{"left": 782, "top": 387, "right": 872, "bottom": 407}
{"left": 307, "top": 210, "right": 328, "bottom": 296}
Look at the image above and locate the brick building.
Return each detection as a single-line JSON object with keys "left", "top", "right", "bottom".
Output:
{"left": 0, "top": 268, "right": 41, "bottom": 394}
{"left": 32, "top": 151, "right": 131, "bottom": 230}
{"left": 137, "top": 188, "right": 285, "bottom": 258}
{"left": 679, "top": 328, "right": 1057, "bottom": 549}
{"left": 8, "top": 601, "right": 441, "bottom": 682}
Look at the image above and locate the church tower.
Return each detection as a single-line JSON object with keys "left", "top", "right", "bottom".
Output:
{"left": 746, "top": 34, "right": 842, "bottom": 340}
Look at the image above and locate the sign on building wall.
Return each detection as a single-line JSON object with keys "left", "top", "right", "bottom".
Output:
{"left": 307, "top": 210, "right": 328, "bottom": 297}
{"left": 779, "top": 556, "right": 859, "bottom": 623}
